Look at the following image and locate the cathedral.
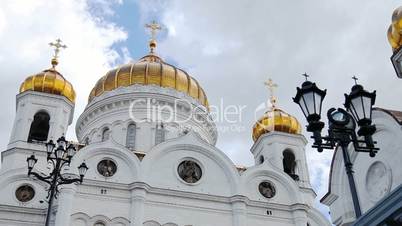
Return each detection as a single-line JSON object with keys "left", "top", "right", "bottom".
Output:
{"left": 0, "top": 21, "right": 332, "bottom": 226}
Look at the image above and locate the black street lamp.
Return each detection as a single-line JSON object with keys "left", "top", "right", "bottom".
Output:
{"left": 293, "top": 74, "right": 379, "bottom": 219}
{"left": 26, "top": 136, "right": 88, "bottom": 226}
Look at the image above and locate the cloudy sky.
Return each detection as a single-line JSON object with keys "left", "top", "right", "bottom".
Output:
{"left": 1, "top": 0, "right": 402, "bottom": 219}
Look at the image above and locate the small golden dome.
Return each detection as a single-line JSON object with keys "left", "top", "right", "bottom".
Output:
{"left": 88, "top": 53, "right": 209, "bottom": 107}
{"left": 388, "top": 6, "right": 402, "bottom": 51}
{"left": 19, "top": 69, "right": 76, "bottom": 103}
{"left": 252, "top": 108, "right": 302, "bottom": 141}
{"left": 252, "top": 78, "right": 301, "bottom": 141}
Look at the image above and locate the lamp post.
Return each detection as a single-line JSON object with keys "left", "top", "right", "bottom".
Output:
{"left": 26, "top": 136, "right": 88, "bottom": 226}
{"left": 293, "top": 74, "right": 378, "bottom": 219}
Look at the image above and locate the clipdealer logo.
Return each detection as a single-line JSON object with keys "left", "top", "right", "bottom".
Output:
{"left": 128, "top": 97, "right": 268, "bottom": 133}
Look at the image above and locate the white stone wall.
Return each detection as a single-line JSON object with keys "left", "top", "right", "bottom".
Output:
{"left": 0, "top": 131, "right": 330, "bottom": 226}
{"left": 0, "top": 86, "right": 330, "bottom": 226}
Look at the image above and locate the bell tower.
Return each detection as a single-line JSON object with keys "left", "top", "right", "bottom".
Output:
{"left": 7, "top": 39, "right": 75, "bottom": 149}
{"left": 251, "top": 78, "right": 311, "bottom": 188}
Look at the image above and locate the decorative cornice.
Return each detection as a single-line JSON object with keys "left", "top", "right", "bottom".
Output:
{"left": 17, "top": 90, "right": 74, "bottom": 108}
{"left": 0, "top": 204, "right": 45, "bottom": 214}
{"left": 87, "top": 84, "right": 206, "bottom": 111}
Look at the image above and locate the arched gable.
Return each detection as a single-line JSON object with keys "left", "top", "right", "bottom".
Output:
{"left": 70, "top": 139, "right": 142, "bottom": 183}
{"left": 70, "top": 212, "right": 130, "bottom": 226}
{"left": 141, "top": 131, "right": 240, "bottom": 195}
{"left": 143, "top": 220, "right": 161, "bottom": 226}
{"left": 239, "top": 162, "right": 303, "bottom": 204}
{"left": 0, "top": 168, "right": 48, "bottom": 209}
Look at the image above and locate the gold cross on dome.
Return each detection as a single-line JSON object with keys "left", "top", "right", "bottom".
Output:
{"left": 264, "top": 78, "right": 278, "bottom": 109}
{"left": 145, "top": 21, "right": 162, "bottom": 40}
{"left": 49, "top": 39, "right": 67, "bottom": 59}
{"left": 49, "top": 39, "right": 67, "bottom": 68}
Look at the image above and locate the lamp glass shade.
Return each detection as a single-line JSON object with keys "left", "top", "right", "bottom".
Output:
{"left": 57, "top": 136, "right": 67, "bottom": 149}
{"left": 55, "top": 147, "right": 65, "bottom": 159}
{"left": 78, "top": 162, "right": 88, "bottom": 177}
{"left": 293, "top": 81, "right": 326, "bottom": 122}
{"left": 27, "top": 155, "right": 37, "bottom": 169}
{"left": 46, "top": 140, "right": 55, "bottom": 154}
{"left": 66, "top": 144, "right": 76, "bottom": 158}
{"left": 344, "top": 85, "right": 376, "bottom": 125}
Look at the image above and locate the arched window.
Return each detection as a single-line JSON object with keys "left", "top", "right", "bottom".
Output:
{"left": 28, "top": 111, "right": 50, "bottom": 142}
{"left": 155, "top": 123, "right": 166, "bottom": 145}
{"left": 126, "top": 123, "right": 136, "bottom": 150}
{"left": 283, "top": 150, "right": 299, "bottom": 181}
{"left": 94, "top": 221, "right": 106, "bottom": 226}
{"left": 85, "top": 137, "right": 90, "bottom": 145}
{"left": 259, "top": 155, "right": 265, "bottom": 164}
{"left": 101, "top": 128, "right": 110, "bottom": 142}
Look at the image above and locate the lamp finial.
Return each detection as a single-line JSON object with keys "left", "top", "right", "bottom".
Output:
{"left": 302, "top": 72, "right": 310, "bottom": 81}
{"left": 352, "top": 75, "right": 359, "bottom": 85}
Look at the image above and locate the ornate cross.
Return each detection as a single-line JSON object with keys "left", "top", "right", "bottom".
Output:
{"left": 145, "top": 21, "right": 162, "bottom": 40}
{"left": 352, "top": 75, "right": 359, "bottom": 85}
{"left": 264, "top": 78, "right": 278, "bottom": 109}
{"left": 49, "top": 39, "right": 67, "bottom": 60}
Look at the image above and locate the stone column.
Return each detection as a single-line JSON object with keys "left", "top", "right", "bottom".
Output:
{"left": 231, "top": 196, "right": 247, "bottom": 226}
{"left": 130, "top": 187, "right": 147, "bottom": 226}
{"left": 54, "top": 185, "right": 76, "bottom": 226}
{"left": 292, "top": 209, "right": 307, "bottom": 226}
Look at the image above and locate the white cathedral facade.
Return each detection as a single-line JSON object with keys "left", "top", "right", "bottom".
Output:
{"left": 3, "top": 18, "right": 402, "bottom": 225}
{"left": 0, "top": 32, "right": 332, "bottom": 226}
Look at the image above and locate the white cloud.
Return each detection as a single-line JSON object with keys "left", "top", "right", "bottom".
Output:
{"left": 0, "top": 0, "right": 127, "bottom": 149}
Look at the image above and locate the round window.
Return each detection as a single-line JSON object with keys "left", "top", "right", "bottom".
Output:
{"left": 15, "top": 184, "right": 35, "bottom": 202}
{"left": 259, "top": 181, "right": 276, "bottom": 198}
{"left": 177, "top": 160, "right": 202, "bottom": 184}
{"left": 97, "top": 159, "right": 117, "bottom": 177}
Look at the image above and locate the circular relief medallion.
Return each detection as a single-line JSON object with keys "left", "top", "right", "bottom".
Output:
{"left": 97, "top": 159, "right": 117, "bottom": 177}
{"left": 15, "top": 185, "right": 35, "bottom": 202}
{"left": 366, "top": 161, "right": 391, "bottom": 201}
{"left": 259, "top": 181, "right": 276, "bottom": 198}
{"left": 178, "top": 160, "right": 202, "bottom": 184}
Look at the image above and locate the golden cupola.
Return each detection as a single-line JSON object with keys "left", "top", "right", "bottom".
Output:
{"left": 19, "top": 39, "right": 76, "bottom": 103}
{"left": 388, "top": 6, "right": 402, "bottom": 51}
{"left": 252, "top": 79, "right": 302, "bottom": 142}
{"left": 88, "top": 21, "right": 208, "bottom": 107}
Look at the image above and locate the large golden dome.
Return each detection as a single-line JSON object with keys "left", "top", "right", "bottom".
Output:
{"left": 19, "top": 68, "right": 76, "bottom": 103}
{"left": 252, "top": 108, "right": 302, "bottom": 141}
{"left": 388, "top": 6, "right": 402, "bottom": 51}
{"left": 88, "top": 53, "right": 208, "bottom": 107}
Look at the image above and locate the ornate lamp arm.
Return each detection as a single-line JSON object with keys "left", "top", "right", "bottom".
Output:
{"left": 58, "top": 177, "right": 83, "bottom": 186}
{"left": 28, "top": 171, "right": 52, "bottom": 185}
{"left": 60, "top": 159, "right": 71, "bottom": 169}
